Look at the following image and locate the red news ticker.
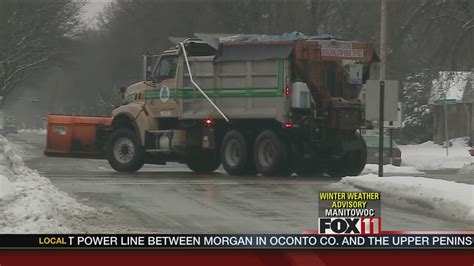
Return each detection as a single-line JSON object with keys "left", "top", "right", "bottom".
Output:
{"left": 303, "top": 231, "right": 474, "bottom": 234}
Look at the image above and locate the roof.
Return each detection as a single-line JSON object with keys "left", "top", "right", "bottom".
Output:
{"left": 429, "top": 71, "right": 473, "bottom": 104}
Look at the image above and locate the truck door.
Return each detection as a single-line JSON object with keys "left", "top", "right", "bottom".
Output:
{"left": 149, "top": 55, "right": 179, "bottom": 117}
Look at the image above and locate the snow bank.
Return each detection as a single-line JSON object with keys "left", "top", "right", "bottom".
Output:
{"left": 331, "top": 174, "right": 474, "bottom": 222}
{"left": 362, "top": 164, "right": 423, "bottom": 175}
{"left": 458, "top": 163, "right": 474, "bottom": 175}
{"left": 0, "top": 175, "right": 14, "bottom": 198}
{"left": 399, "top": 138, "right": 473, "bottom": 170}
{"left": 0, "top": 136, "right": 94, "bottom": 233}
{"left": 18, "top": 128, "right": 47, "bottom": 135}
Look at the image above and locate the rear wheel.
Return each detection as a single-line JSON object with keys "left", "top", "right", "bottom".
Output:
{"left": 187, "top": 150, "right": 221, "bottom": 173}
{"left": 254, "top": 130, "right": 291, "bottom": 177}
{"left": 346, "top": 136, "right": 367, "bottom": 176}
{"left": 106, "top": 128, "right": 145, "bottom": 172}
{"left": 326, "top": 134, "right": 367, "bottom": 177}
{"left": 221, "top": 130, "right": 254, "bottom": 175}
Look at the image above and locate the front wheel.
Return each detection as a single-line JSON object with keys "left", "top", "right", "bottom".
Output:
{"left": 106, "top": 128, "right": 145, "bottom": 172}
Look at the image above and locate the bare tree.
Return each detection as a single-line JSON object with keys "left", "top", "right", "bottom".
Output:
{"left": 0, "top": 0, "right": 82, "bottom": 103}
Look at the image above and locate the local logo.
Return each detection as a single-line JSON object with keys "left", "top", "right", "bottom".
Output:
{"left": 160, "top": 86, "right": 170, "bottom": 102}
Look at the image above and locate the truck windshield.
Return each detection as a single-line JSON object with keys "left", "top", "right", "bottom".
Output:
{"left": 154, "top": 56, "right": 178, "bottom": 82}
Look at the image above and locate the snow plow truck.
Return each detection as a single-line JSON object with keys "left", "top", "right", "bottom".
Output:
{"left": 45, "top": 33, "right": 380, "bottom": 177}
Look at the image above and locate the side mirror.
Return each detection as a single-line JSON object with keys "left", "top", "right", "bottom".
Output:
{"left": 143, "top": 53, "right": 153, "bottom": 82}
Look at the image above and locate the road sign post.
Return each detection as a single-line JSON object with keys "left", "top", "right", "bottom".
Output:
{"left": 444, "top": 103, "right": 449, "bottom": 156}
{"left": 389, "top": 124, "right": 394, "bottom": 164}
{"left": 378, "top": 81, "right": 385, "bottom": 177}
{"left": 434, "top": 99, "right": 457, "bottom": 157}
{"left": 365, "top": 80, "right": 399, "bottom": 177}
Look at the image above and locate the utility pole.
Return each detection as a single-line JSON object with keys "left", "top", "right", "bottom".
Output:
{"left": 380, "top": 0, "right": 387, "bottom": 80}
{"left": 378, "top": 0, "right": 388, "bottom": 177}
{"left": 378, "top": 81, "right": 385, "bottom": 177}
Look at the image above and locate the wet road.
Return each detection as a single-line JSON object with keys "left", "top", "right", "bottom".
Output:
{"left": 7, "top": 132, "right": 473, "bottom": 233}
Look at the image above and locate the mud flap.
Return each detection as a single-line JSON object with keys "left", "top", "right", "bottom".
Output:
{"left": 202, "top": 127, "right": 216, "bottom": 150}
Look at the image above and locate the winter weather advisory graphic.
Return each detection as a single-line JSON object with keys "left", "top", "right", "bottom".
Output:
{"left": 318, "top": 192, "right": 382, "bottom": 235}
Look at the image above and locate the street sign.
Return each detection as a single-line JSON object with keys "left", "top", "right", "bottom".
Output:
{"left": 365, "top": 80, "right": 399, "bottom": 121}
{"left": 384, "top": 102, "right": 402, "bottom": 128}
{"left": 434, "top": 99, "right": 457, "bottom": 105}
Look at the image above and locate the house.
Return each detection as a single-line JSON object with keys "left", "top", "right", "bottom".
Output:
{"left": 430, "top": 71, "right": 474, "bottom": 144}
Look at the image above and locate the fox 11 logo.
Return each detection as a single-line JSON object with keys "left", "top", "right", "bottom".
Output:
{"left": 318, "top": 217, "right": 381, "bottom": 235}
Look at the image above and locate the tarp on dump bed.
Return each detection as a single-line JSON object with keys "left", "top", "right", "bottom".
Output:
{"left": 219, "top": 32, "right": 338, "bottom": 42}
{"left": 214, "top": 43, "right": 294, "bottom": 63}
{"left": 214, "top": 32, "right": 340, "bottom": 63}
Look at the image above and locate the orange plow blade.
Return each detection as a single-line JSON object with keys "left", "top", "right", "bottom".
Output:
{"left": 45, "top": 115, "right": 113, "bottom": 159}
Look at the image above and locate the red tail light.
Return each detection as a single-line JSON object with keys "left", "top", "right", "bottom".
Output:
{"left": 392, "top": 149, "right": 401, "bottom": 158}
{"left": 283, "top": 122, "right": 293, "bottom": 129}
{"left": 284, "top": 85, "right": 291, "bottom": 96}
{"left": 204, "top": 118, "right": 215, "bottom": 127}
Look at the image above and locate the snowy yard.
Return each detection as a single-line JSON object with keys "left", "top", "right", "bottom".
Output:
{"left": 361, "top": 137, "right": 473, "bottom": 175}
{"left": 353, "top": 138, "right": 473, "bottom": 223}
{"left": 398, "top": 138, "right": 473, "bottom": 171}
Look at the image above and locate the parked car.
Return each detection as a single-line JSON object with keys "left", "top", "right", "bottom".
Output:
{"left": 3, "top": 117, "right": 18, "bottom": 135}
{"left": 5, "top": 123, "right": 18, "bottom": 134}
{"left": 363, "top": 135, "right": 402, "bottom": 166}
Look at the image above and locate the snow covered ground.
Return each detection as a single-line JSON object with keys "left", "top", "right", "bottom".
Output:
{"left": 398, "top": 138, "right": 473, "bottom": 171}
{"left": 0, "top": 136, "right": 96, "bottom": 233}
{"left": 18, "top": 128, "right": 47, "bottom": 135}
{"left": 331, "top": 174, "right": 474, "bottom": 222}
{"left": 362, "top": 164, "right": 423, "bottom": 175}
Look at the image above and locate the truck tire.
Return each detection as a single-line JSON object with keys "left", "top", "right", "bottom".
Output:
{"left": 346, "top": 135, "right": 367, "bottom": 176}
{"left": 106, "top": 128, "right": 145, "bottom": 172}
{"left": 254, "top": 130, "right": 291, "bottom": 177}
{"left": 326, "top": 134, "right": 367, "bottom": 177}
{"left": 187, "top": 151, "right": 221, "bottom": 173}
{"left": 221, "top": 130, "right": 253, "bottom": 175}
